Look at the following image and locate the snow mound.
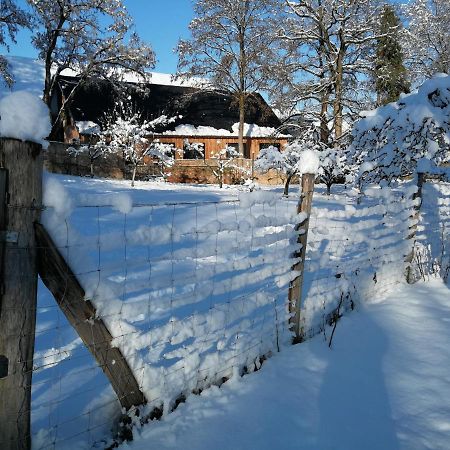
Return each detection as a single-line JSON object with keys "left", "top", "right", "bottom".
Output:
{"left": 76, "top": 121, "right": 100, "bottom": 135}
{"left": 0, "top": 91, "right": 51, "bottom": 148}
{"left": 298, "top": 149, "right": 320, "bottom": 174}
{"left": 164, "top": 122, "right": 288, "bottom": 138}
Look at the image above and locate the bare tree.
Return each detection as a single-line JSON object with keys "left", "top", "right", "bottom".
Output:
{"left": 275, "top": 0, "right": 385, "bottom": 145}
{"left": 28, "top": 0, "right": 155, "bottom": 139}
{"left": 0, "top": 0, "right": 31, "bottom": 86}
{"left": 401, "top": 0, "right": 450, "bottom": 85}
{"left": 177, "top": 0, "right": 279, "bottom": 156}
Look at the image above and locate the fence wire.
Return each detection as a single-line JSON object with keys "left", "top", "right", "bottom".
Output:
{"left": 1, "top": 181, "right": 447, "bottom": 450}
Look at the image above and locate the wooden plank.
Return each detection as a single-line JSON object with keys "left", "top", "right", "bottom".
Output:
{"left": 0, "top": 138, "right": 42, "bottom": 450}
{"left": 288, "top": 173, "right": 315, "bottom": 343}
{"left": 0, "top": 167, "right": 7, "bottom": 312}
{"left": 34, "top": 222, "right": 146, "bottom": 410}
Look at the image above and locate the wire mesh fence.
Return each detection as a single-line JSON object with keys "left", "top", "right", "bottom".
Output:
{"left": 1, "top": 167, "right": 448, "bottom": 449}
{"left": 411, "top": 180, "right": 450, "bottom": 282}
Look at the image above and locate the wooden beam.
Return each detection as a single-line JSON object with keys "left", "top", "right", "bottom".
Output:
{"left": 0, "top": 138, "right": 42, "bottom": 450}
{"left": 288, "top": 173, "right": 316, "bottom": 343}
{"left": 34, "top": 222, "right": 146, "bottom": 410}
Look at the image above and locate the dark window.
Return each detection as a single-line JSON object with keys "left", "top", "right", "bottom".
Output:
{"left": 183, "top": 141, "right": 205, "bottom": 159}
{"left": 227, "top": 142, "right": 249, "bottom": 158}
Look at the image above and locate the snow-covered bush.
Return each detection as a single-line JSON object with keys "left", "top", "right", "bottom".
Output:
{"left": 255, "top": 127, "right": 343, "bottom": 195}
{"left": 106, "top": 116, "right": 150, "bottom": 187}
{"left": 100, "top": 101, "right": 179, "bottom": 186}
{"left": 68, "top": 134, "right": 115, "bottom": 177}
{"left": 349, "top": 74, "right": 450, "bottom": 189}
{"left": 144, "top": 140, "right": 177, "bottom": 181}
{"left": 207, "top": 145, "right": 250, "bottom": 188}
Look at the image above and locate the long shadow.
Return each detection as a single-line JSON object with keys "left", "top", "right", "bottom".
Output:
{"left": 313, "top": 309, "right": 400, "bottom": 450}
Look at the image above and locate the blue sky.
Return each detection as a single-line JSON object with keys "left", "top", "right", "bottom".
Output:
{"left": 6, "top": 0, "right": 194, "bottom": 74}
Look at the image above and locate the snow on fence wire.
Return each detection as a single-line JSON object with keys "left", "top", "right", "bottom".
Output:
{"left": 0, "top": 136, "right": 434, "bottom": 450}
{"left": 29, "top": 192, "right": 299, "bottom": 449}
{"left": 299, "top": 185, "right": 419, "bottom": 339}
{"left": 26, "top": 183, "right": 422, "bottom": 450}
{"left": 410, "top": 178, "right": 450, "bottom": 283}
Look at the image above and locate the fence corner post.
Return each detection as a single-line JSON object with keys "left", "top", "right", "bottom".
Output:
{"left": 0, "top": 138, "right": 43, "bottom": 450}
{"left": 288, "top": 172, "right": 315, "bottom": 344}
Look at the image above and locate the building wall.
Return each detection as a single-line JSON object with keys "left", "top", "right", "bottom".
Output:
{"left": 153, "top": 135, "right": 288, "bottom": 160}
{"left": 45, "top": 140, "right": 290, "bottom": 186}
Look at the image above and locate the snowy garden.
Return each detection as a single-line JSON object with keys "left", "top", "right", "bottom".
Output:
{"left": 0, "top": 0, "right": 450, "bottom": 450}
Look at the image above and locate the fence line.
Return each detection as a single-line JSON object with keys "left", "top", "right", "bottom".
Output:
{"left": 1, "top": 138, "right": 448, "bottom": 449}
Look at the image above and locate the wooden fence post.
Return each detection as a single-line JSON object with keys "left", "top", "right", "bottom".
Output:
{"left": 288, "top": 173, "right": 315, "bottom": 343}
{"left": 0, "top": 138, "right": 43, "bottom": 450}
{"left": 405, "top": 171, "right": 425, "bottom": 284}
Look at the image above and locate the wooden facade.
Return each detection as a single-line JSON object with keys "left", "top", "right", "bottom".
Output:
{"left": 150, "top": 134, "right": 289, "bottom": 160}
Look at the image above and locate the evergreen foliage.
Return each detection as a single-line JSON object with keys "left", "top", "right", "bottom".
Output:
{"left": 374, "top": 5, "right": 409, "bottom": 105}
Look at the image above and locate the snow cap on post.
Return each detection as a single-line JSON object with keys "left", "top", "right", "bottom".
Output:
{"left": 416, "top": 157, "right": 432, "bottom": 174}
{"left": 298, "top": 149, "right": 320, "bottom": 175}
{"left": 0, "top": 91, "right": 51, "bottom": 149}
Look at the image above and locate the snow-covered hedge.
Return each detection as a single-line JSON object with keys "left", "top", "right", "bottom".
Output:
{"left": 350, "top": 74, "right": 450, "bottom": 187}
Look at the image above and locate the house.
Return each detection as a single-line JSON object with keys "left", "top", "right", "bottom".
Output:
{"left": 49, "top": 74, "right": 289, "bottom": 183}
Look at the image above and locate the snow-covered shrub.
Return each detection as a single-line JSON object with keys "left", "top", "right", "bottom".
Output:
{"left": 255, "top": 127, "right": 344, "bottom": 195}
{"left": 207, "top": 145, "right": 250, "bottom": 188}
{"left": 106, "top": 116, "right": 150, "bottom": 187}
{"left": 144, "top": 140, "right": 177, "bottom": 181}
{"left": 349, "top": 74, "right": 450, "bottom": 189}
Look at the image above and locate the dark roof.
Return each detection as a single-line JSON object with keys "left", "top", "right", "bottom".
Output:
{"left": 56, "top": 76, "right": 281, "bottom": 133}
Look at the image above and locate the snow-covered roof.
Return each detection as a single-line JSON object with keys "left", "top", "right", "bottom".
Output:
{"left": 162, "top": 123, "right": 289, "bottom": 138}
{"left": 0, "top": 56, "right": 206, "bottom": 100}
{"left": 76, "top": 121, "right": 101, "bottom": 135}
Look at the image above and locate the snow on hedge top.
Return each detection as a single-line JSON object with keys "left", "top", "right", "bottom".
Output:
{"left": 0, "top": 91, "right": 51, "bottom": 148}
{"left": 162, "top": 122, "right": 288, "bottom": 138}
{"left": 358, "top": 74, "right": 450, "bottom": 131}
{"left": 350, "top": 74, "right": 450, "bottom": 185}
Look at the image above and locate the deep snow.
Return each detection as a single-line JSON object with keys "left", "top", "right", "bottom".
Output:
{"left": 124, "top": 279, "right": 450, "bottom": 450}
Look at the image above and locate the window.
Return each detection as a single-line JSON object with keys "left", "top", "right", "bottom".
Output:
{"left": 259, "top": 142, "right": 281, "bottom": 152}
{"left": 183, "top": 141, "right": 205, "bottom": 159}
{"left": 227, "top": 143, "right": 249, "bottom": 158}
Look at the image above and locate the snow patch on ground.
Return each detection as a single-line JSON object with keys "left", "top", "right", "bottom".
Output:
{"left": 125, "top": 279, "right": 450, "bottom": 450}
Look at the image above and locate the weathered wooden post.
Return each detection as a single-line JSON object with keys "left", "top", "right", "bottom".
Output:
{"left": 405, "top": 171, "right": 426, "bottom": 284}
{"left": 0, "top": 138, "right": 43, "bottom": 450}
{"left": 288, "top": 173, "right": 315, "bottom": 343}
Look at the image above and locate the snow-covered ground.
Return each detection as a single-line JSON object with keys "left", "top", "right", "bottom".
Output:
{"left": 124, "top": 279, "right": 450, "bottom": 450}
{"left": 30, "top": 173, "right": 444, "bottom": 450}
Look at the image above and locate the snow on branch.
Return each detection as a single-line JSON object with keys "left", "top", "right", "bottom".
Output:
{"left": 349, "top": 74, "right": 450, "bottom": 188}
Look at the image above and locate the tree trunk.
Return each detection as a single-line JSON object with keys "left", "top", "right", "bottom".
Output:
{"left": 238, "top": 14, "right": 247, "bottom": 158}
{"left": 238, "top": 92, "right": 245, "bottom": 157}
{"left": 131, "top": 165, "right": 137, "bottom": 187}
{"left": 333, "top": 45, "right": 345, "bottom": 142}
{"left": 283, "top": 173, "right": 294, "bottom": 196}
{"left": 90, "top": 161, "right": 94, "bottom": 177}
